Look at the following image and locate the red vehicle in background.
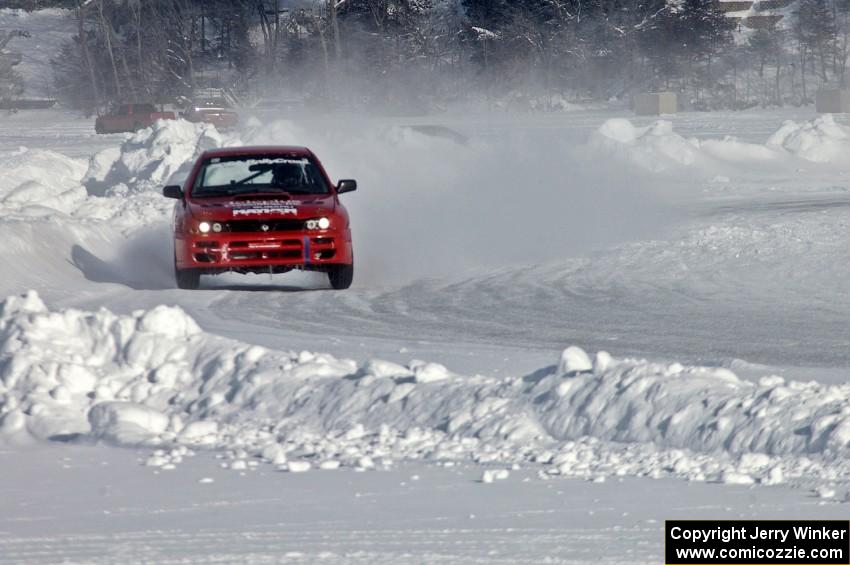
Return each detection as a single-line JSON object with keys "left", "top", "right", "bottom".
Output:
{"left": 95, "top": 103, "right": 176, "bottom": 134}
{"left": 184, "top": 99, "right": 239, "bottom": 129}
{"left": 163, "top": 146, "right": 357, "bottom": 290}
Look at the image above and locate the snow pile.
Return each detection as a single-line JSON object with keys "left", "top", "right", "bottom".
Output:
{"left": 87, "top": 119, "right": 236, "bottom": 196}
{"left": 82, "top": 147, "right": 121, "bottom": 185}
{"left": 593, "top": 118, "right": 776, "bottom": 172}
{"left": 89, "top": 402, "right": 171, "bottom": 444}
{"left": 767, "top": 115, "right": 850, "bottom": 163}
{"left": 699, "top": 136, "right": 778, "bottom": 163}
{"left": 0, "top": 147, "right": 88, "bottom": 216}
{"left": 598, "top": 115, "right": 850, "bottom": 171}
{"left": 0, "top": 125, "right": 209, "bottom": 223}
{"left": 3, "top": 292, "right": 850, "bottom": 489}
{"left": 0, "top": 120, "right": 234, "bottom": 289}
{"left": 595, "top": 118, "right": 701, "bottom": 171}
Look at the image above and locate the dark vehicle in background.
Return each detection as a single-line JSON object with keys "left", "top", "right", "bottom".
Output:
{"left": 184, "top": 99, "right": 239, "bottom": 129}
{"left": 163, "top": 145, "right": 357, "bottom": 290}
{"left": 95, "top": 103, "right": 176, "bottom": 134}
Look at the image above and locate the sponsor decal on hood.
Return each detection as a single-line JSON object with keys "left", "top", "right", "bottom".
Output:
{"left": 228, "top": 199, "right": 298, "bottom": 217}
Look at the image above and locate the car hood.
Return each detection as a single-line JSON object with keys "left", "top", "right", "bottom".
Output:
{"left": 187, "top": 195, "right": 336, "bottom": 221}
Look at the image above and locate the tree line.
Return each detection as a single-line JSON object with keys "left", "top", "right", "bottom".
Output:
{"left": 6, "top": 0, "right": 850, "bottom": 111}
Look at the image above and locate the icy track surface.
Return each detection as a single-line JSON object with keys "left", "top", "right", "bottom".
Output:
{"left": 4, "top": 107, "right": 850, "bottom": 563}
{"left": 6, "top": 444, "right": 849, "bottom": 565}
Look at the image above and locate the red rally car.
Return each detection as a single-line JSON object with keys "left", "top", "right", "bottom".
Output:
{"left": 95, "top": 103, "right": 176, "bottom": 134}
{"left": 163, "top": 146, "right": 357, "bottom": 290}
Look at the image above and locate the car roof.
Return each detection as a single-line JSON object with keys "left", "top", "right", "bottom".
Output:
{"left": 200, "top": 146, "right": 314, "bottom": 159}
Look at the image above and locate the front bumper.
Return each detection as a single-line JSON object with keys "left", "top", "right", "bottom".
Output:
{"left": 176, "top": 229, "right": 352, "bottom": 272}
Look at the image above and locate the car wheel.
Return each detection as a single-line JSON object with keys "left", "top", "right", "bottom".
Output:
{"left": 328, "top": 263, "right": 353, "bottom": 290}
{"left": 175, "top": 264, "right": 201, "bottom": 290}
{"left": 132, "top": 122, "right": 143, "bottom": 132}
{"left": 95, "top": 123, "right": 104, "bottom": 134}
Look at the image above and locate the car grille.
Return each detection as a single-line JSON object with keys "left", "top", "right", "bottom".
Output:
{"left": 223, "top": 219, "right": 305, "bottom": 233}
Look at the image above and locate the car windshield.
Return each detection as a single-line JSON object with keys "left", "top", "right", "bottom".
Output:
{"left": 192, "top": 155, "right": 330, "bottom": 197}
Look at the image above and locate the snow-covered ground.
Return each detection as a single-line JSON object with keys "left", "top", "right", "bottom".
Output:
{"left": 3, "top": 104, "right": 850, "bottom": 562}
{"left": 5, "top": 443, "right": 850, "bottom": 565}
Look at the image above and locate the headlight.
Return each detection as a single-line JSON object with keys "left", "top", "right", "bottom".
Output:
{"left": 198, "top": 221, "right": 211, "bottom": 234}
{"left": 307, "top": 217, "right": 331, "bottom": 230}
{"left": 212, "top": 222, "right": 222, "bottom": 233}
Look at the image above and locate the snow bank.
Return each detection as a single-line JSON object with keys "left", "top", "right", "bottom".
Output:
{"left": 0, "top": 147, "right": 88, "bottom": 216}
{"left": 88, "top": 402, "right": 170, "bottom": 444}
{"left": 595, "top": 119, "right": 702, "bottom": 171}
{"left": 767, "top": 115, "right": 850, "bottom": 163}
{"left": 74, "top": 120, "right": 241, "bottom": 225}
{"left": 0, "top": 132, "right": 186, "bottom": 225}
{"left": 87, "top": 119, "right": 236, "bottom": 196}
{"left": 593, "top": 119, "right": 776, "bottom": 172}
{"left": 596, "top": 115, "right": 850, "bottom": 172}
{"left": 2, "top": 292, "right": 849, "bottom": 488}
{"left": 0, "top": 119, "right": 306, "bottom": 295}
{"left": 0, "top": 120, "right": 230, "bottom": 292}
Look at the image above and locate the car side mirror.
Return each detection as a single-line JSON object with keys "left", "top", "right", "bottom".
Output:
{"left": 337, "top": 179, "right": 357, "bottom": 194}
{"left": 163, "top": 185, "right": 184, "bottom": 199}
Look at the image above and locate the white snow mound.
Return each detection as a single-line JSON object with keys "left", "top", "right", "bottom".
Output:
{"left": 593, "top": 119, "right": 776, "bottom": 172}
{"left": 0, "top": 141, "right": 174, "bottom": 227}
{"left": 558, "top": 346, "right": 593, "bottom": 374}
{"left": 0, "top": 147, "right": 88, "bottom": 215}
{"left": 597, "top": 115, "right": 850, "bottom": 171}
{"left": 88, "top": 402, "right": 170, "bottom": 444}
{"left": 2, "top": 293, "right": 850, "bottom": 487}
{"left": 767, "top": 115, "right": 850, "bottom": 163}
{"left": 90, "top": 119, "right": 237, "bottom": 195}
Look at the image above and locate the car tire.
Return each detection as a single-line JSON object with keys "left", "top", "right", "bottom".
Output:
{"left": 132, "top": 122, "right": 143, "bottom": 132}
{"left": 95, "top": 122, "right": 104, "bottom": 134}
{"left": 328, "top": 263, "right": 353, "bottom": 290}
{"left": 175, "top": 265, "right": 201, "bottom": 290}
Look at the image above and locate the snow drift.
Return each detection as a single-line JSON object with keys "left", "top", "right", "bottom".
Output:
{"left": 593, "top": 115, "right": 850, "bottom": 173}
{"left": 767, "top": 115, "right": 850, "bottom": 163}
{"left": 0, "top": 146, "right": 88, "bottom": 216}
{"left": 1, "top": 291, "right": 849, "bottom": 488}
{"left": 593, "top": 118, "right": 777, "bottom": 172}
{"left": 86, "top": 119, "right": 237, "bottom": 196}
{"left": 0, "top": 126, "right": 185, "bottom": 226}
{"left": 0, "top": 121, "right": 220, "bottom": 295}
